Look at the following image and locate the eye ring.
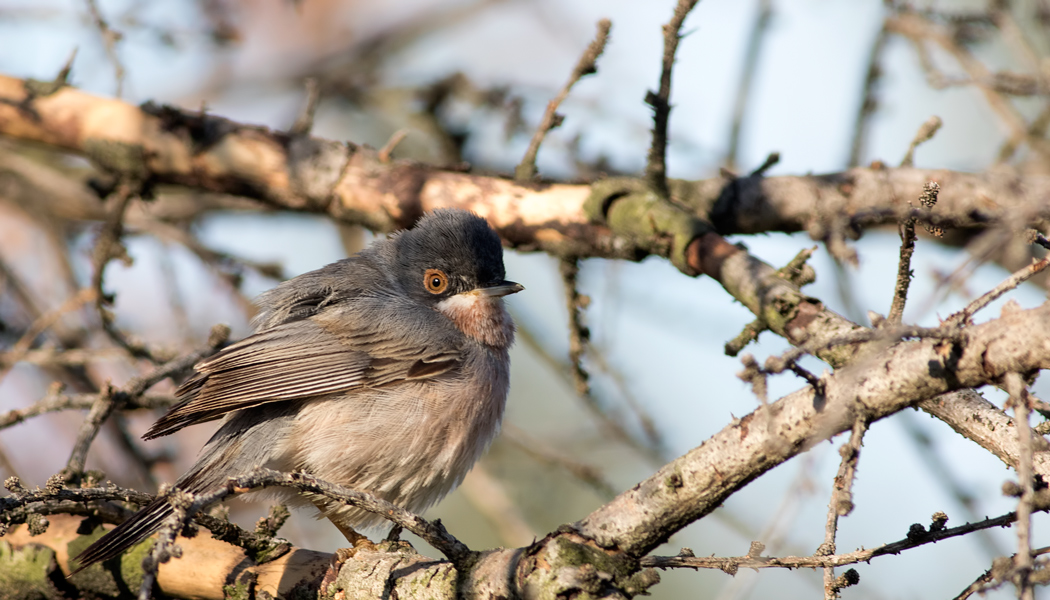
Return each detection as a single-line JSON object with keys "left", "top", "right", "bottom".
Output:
{"left": 423, "top": 269, "right": 449, "bottom": 294}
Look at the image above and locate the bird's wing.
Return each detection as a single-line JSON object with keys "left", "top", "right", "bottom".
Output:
{"left": 144, "top": 300, "right": 462, "bottom": 440}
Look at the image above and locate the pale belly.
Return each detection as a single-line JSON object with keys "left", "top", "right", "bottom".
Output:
{"left": 271, "top": 347, "right": 510, "bottom": 529}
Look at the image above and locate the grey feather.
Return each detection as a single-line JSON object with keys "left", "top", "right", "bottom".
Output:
{"left": 75, "top": 208, "right": 518, "bottom": 569}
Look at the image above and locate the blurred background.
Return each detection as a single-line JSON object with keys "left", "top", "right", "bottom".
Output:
{"left": 2, "top": 0, "right": 1050, "bottom": 598}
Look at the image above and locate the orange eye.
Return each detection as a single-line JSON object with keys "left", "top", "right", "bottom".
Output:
{"left": 424, "top": 269, "right": 449, "bottom": 294}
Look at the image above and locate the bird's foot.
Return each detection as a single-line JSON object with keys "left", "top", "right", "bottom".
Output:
{"left": 320, "top": 537, "right": 378, "bottom": 594}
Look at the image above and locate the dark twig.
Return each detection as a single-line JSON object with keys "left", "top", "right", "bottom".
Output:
{"left": 64, "top": 325, "right": 230, "bottom": 476}
{"left": 726, "top": 246, "right": 816, "bottom": 357}
{"left": 725, "top": 319, "right": 766, "bottom": 357}
{"left": 83, "top": 0, "right": 125, "bottom": 97}
{"left": 944, "top": 253, "right": 1050, "bottom": 327}
{"left": 645, "top": 0, "right": 700, "bottom": 196}
{"left": 0, "top": 391, "right": 176, "bottom": 430}
{"left": 899, "top": 116, "right": 942, "bottom": 168}
{"left": 819, "top": 418, "right": 868, "bottom": 599}
{"left": 515, "top": 19, "right": 611, "bottom": 181}
{"left": 1006, "top": 372, "right": 1036, "bottom": 600}
{"left": 502, "top": 424, "right": 617, "bottom": 499}
{"left": 952, "top": 547, "right": 1050, "bottom": 600}
{"left": 135, "top": 468, "right": 473, "bottom": 596}
{"left": 725, "top": 0, "right": 773, "bottom": 169}
{"left": 886, "top": 181, "right": 940, "bottom": 325}
{"left": 559, "top": 259, "right": 659, "bottom": 461}
{"left": 1027, "top": 228, "right": 1050, "bottom": 251}
{"left": 643, "top": 510, "right": 1020, "bottom": 571}
{"left": 897, "top": 411, "right": 1005, "bottom": 558}
{"left": 91, "top": 181, "right": 158, "bottom": 362}
{"left": 848, "top": 23, "right": 890, "bottom": 167}
{"left": 749, "top": 151, "right": 780, "bottom": 177}
{"left": 377, "top": 129, "right": 409, "bottom": 163}
{"left": 289, "top": 78, "right": 320, "bottom": 136}
{"left": 512, "top": 315, "right": 662, "bottom": 463}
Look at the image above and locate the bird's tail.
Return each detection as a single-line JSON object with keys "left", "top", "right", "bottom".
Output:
{"left": 70, "top": 404, "right": 297, "bottom": 574}
{"left": 70, "top": 494, "right": 178, "bottom": 573}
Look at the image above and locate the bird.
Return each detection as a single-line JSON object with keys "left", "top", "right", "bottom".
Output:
{"left": 73, "top": 208, "right": 523, "bottom": 571}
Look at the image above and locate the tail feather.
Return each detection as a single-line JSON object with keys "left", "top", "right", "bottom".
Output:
{"left": 71, "top": 495, "right": 175, "bottom": 574}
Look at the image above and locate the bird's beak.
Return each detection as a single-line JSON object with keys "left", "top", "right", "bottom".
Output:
{"left": 477, "top": 281, "right": 524, "bottom": 297}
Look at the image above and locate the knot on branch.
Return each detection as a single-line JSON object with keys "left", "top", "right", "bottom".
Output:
{"left": 584, "top": 178, "right": 711, "bottom": 275}
{"left": 523, "top": 534, "right": 661, "bottom": 599}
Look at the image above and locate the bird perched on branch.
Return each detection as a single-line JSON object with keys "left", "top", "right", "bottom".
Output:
{"left": 74, "top": 208, "right": 523, "bottom": 570}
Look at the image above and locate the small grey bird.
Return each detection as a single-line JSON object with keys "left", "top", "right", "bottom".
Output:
{"left": 75, "top": 208, "right": 522, "bottom": 569}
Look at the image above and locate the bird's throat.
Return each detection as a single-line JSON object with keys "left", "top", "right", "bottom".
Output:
{"left": 437, "top": 294, "right": 516, "bottom": 348}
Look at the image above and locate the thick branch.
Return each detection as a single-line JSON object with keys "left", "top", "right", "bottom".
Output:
{"left": 574, "top": 301, "right": 1050, "bottom": 557}
{"left": 4, "top": 75, "right": 1047, "bottom": 268}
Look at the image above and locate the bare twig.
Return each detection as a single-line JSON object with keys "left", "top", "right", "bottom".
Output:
{"left": 725, "top": 319, "right": 765, "bottom": 357}
{"left": 642, "top": 510, "right": 1021, "bottom": 571}
{"left": 8, "top": 288, "right": 96, "bottom": 359}
{"left": 64, "top": 325, "right": 230, "bottom": 476}
{"left": 952, "top": 547, "right": 1050, "bottom": 600}
{"left": 1007, "top": 372, "right": 1036, "bottom": 600}
{"left": 515, "top": 19, "right": 611, "bottom": 181}
{"left": 136, "top": 468, "right": 473, "bottom": 580}
{"left": 725, "top": 0, "right": 773, "bottom": 169}
{"left": 1027, "top": 228, "right": 1050, "bottom": 251}
{"left": 289, "top": 78, "right": 320, "bottom": 136}
{"left": 889, "top": 13, "right": 1050, "bottom": 161}
{"left": 512, "top": 316, "right": 662, "bottom": 463}
{"left": 847, "top": 23, "right": 890, "bottom": 167}
{"left": 502, "top": 424, "right": 617, "bottom": 499}
{"left": 899, "top": 116, "right": 942, "bottom": 168}
{"left": 645, "top": 0, "right": 700, "bottom": 196}
{"left": 726, "top": 246, "right": 816, "bottom": 357}
{"left": 91, "top": 181, "right": 159, "bottom": 362}
{"left": 377, "top": 128, "right": 409, "bottom": 163}
{"left": 887, "top": 181, "right": 940, "bottom": 325}
{"left": 83, "top": 0, "right": 125, "bottom": 96}
{"left": 945, "top": 253, "right": 1050, "bottom": 327}
{"left": 459, "top": 465, "right": 536, "bottom": 547}
{"left": 819, "top": 418, "right": 868, "bottom": 599}
{"left": 559, "top": 259, "right": 661, "bottom": 461}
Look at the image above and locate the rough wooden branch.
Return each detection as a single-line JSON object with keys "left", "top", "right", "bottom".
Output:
{"left": 2, "top": 74, "right": 1048, "bottom": 267}
{"left": 574, "top": 301, "right": 1050, "bottom": 557}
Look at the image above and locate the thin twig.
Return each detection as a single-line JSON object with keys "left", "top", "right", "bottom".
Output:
{"left": 725, "top": 0, "right": 773, "bottom": 169}
{"left": 847, "top": 22, "right": 890, "bottom": 167}
{"left": 886, "top": 181, "right": 940, "bottom": 325}
{"left": 289, "top": 78, "right": 320, "bottom": 136}
{"left": 944, "top": 253, "right": 1050, "bottom": 327}
{"left": 642, "top": 510, "right": 1021, "bottom": 571}
{"left": 378, "top": 129, "right": 409, "bottom": 163}
{"left": 502, "top": 424, "right": 617, "bottom": 498}
{"left": 889, "top": 13, "right": 1050, "bottom": 161}
{"left": 1007, "top": 372, "right": 1036, "bottom": 600}
{"left": 726, "top": 246, "right": 816, "bottom": 357}
{"left": 83, "top": 0, "right": 126, "bottom": 97}
{"left": 899, "top": 116, "right": 942, "bottom": 168}
{"left": 64, "top": 326, "right": 230, "bottom": 476}
{"left": 819, "top": 418, "right": 867, "bottom": 599}
{"left": 561, "top": 260, "right": 656, "bottom": 456}
{"left": 645, "top": 0, "right": 700, "bottom": 196}
{"left": 91, "top": 182, "right": 158, "bottom": 362}
{"left": 952, "top": 547, "right": 1050, "bottom": 600}
{"left": 511, "top": 315, "right": 662, "bottom": 463}
{"left": 0, "top": 391, "right": 175, "bottom": 431}
{"left": 133, "top": 467, "right": 473, "bottom": 597}
{"left": 515, "top": 19, "right": 611, "bottom": 181}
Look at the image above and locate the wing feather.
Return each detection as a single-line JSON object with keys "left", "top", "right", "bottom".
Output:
{"left": 144, "top": 300, "right": 464, "bottom": 440}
